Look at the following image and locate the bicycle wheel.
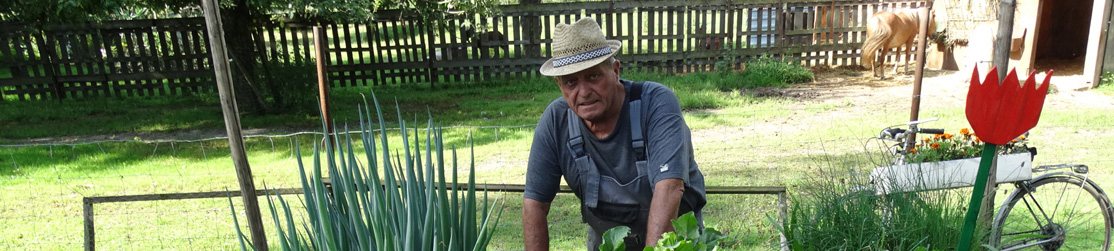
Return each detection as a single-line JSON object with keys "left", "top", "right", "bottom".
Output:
{"left": 991, "top": 174, "right": 1113, "bottom": 251}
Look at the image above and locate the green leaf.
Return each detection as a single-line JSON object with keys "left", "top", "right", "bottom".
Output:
{"left": 672, "top": 212, "right": 701, "bottom": 240}
{"left": 599, "top": 226, "right": 630, "bottom": 251}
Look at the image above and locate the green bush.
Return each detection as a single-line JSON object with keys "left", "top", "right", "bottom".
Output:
{"left": 230, "top": 93, "right": 504, "bottom": 250}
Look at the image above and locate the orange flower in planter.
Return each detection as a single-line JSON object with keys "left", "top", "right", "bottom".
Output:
{"left": 960, "top": 128, "right": 970, "bottom": 136}
{"left": 965, "top": 67, "right": 1052, "bottom": 145}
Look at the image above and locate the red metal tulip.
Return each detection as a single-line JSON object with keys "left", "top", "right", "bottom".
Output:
{"left": 965, "top": 67, "right": 1052, "bottom": 145}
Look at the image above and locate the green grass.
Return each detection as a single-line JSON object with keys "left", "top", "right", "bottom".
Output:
{"left": 0, "top": 68, "right": 800, "bottom": 142}
{"left": 2, "top": 68, "right": 1113, "bottom": 250}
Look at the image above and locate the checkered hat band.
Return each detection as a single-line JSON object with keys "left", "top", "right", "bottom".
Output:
{"left": 552, "top": 47, "right": 612, "bottom": 68}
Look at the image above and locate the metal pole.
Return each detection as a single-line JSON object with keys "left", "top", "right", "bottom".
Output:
{"left": 905, "top": 6, "right": 931, "bottom": 152}
{"left": 200, "top": 0, "right": 268, "bottom": 250}
{"left": 314, "top": 27, "right": 333, "bottom": 137}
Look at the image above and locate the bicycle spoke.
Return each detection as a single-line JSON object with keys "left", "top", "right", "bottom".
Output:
{"left": 1059, "top": 176, "right": 1090, "bottom": 230}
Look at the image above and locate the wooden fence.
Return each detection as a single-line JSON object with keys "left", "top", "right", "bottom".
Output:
{"left": 0, "top": 18, "right": 213, "bottom": 101}
{"left": 1, "top": 0, "right": 927, "bottom": 101}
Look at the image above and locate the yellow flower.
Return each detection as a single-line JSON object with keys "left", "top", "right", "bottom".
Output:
{"left": 943, "top": 133, "right": 954, "bottom": 139}
{"left": 960, "top": 128, "right": 970, "bottom": 136}
{"left": 1018, "top": 135, "right": 1026, "bottom": 140}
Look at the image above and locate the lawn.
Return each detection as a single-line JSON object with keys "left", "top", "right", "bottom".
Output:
{"left": 1, "top": 68, "right": 1112, "bottom": 250}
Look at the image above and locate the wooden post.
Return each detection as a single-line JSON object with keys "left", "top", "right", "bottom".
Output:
{"left": 983, "top": 0, "right": 1018, "bottom": 228}
{"left": 905, "top": 6, "right": 931, "bottom": 152}
{"left": 200, "top": 0, "right": 268, "bottom": 250}
{"left": 994, "top": 0, "right": 1016, "bottom": 80}
{"left": 83, "top": 198, "right": 94, "bottom": 251}
{"left": 313, "top": 26, "right": 334, "bottom": 137}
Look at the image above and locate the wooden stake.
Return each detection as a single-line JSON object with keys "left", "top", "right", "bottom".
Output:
{"left": 314, "top": 26, "right": 334, "bottom": 138}
{"left": 200, "top": 0, "right": 268, "bottom": 250}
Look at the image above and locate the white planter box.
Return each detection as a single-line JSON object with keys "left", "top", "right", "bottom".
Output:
{"left": 870, "top": 152, "right": 1032, "bottom": 194}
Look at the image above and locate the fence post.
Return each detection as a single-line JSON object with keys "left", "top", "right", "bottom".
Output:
{"left": 313, "top": 26, "right": 334, "bottom": 137}
{"left": 83, "top": 197, "right": 94, "bottom": 251}
{"left": 778, "top": 191, "right": 788, "bottom": 251}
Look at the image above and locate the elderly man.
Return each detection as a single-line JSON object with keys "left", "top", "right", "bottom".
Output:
{"left": 523, "top": 17, "right": 707, "bottom": 250}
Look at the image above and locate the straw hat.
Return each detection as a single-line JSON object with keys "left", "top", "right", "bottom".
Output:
{"left": 539, "top": 17, "right": 622, "bottom": 76}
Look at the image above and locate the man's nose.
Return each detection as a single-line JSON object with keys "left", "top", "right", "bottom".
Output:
{"left": 575, "top": 84, "right": 591, "bottom": 98}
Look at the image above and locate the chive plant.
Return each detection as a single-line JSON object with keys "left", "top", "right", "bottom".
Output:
{"left": 231, "top": 93, "right": 504, "bottom": 250}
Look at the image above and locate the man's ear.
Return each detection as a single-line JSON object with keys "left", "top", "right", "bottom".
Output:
{"left": 613, "top": 60, "right": 621, "bottom": 77}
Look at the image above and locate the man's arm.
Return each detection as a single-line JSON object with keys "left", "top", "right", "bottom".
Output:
{"left": 524, "top": 198, "right": 552, "bottom": 251}
{"left": 645, "top": 178, "right": 685, "bottom": 246}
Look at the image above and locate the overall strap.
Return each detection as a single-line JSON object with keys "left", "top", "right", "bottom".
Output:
{"left": 629, "top": 81, "right": 646, "bottom": 162}
{"left": 566, "top": 109, "right": 600, "bottom": 208}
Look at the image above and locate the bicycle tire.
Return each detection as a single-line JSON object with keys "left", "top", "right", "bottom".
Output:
{"left": 990, "top": 173, "right": 1114, "bottom": 251}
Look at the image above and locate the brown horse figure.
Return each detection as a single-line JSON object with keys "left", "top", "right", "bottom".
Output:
{"left": 862, "top": 8, "right": 935, "bottom": 79}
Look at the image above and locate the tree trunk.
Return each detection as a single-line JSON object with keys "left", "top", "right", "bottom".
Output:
{"left": 222, "top": 0, "right": 270, "bottom": 113}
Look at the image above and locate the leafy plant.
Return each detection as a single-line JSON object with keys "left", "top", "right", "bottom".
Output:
{"left": 229, "top": 93, "right": 504, "bottom": 250}
{"left": 905, "top": 128, "right": 1032, "bottom": 163}
{"left": 599, "top": 212, "right": 726, "bottom": 251}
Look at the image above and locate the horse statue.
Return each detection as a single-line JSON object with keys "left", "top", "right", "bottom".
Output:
{"left": 862, "top": 8, "right": 936, "bottom": 79}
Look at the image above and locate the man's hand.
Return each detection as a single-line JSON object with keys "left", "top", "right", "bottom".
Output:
{"left": 645, "top": 178, "right": 685, "bottom": 246}
{"left": 524, "top": 198, "right": 552, "bottom": 251}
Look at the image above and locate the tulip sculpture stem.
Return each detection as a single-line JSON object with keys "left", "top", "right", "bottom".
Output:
{"left": 956, "top": 143, "right": 999, "bottom": 251}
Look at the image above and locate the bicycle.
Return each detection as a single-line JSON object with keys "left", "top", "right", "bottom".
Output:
{"left": 867, "top": 117, "right": 1113, "bottom": 250}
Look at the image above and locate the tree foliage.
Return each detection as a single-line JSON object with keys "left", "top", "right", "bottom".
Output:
{"left": 0, "top": 0, "right": 501, "bottom": 27}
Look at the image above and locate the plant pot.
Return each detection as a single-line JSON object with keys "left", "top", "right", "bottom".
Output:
{"left": 870, "top": 153, "right": 1032, "bottom": 194}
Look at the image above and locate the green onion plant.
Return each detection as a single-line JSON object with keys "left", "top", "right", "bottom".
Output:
{"left": 231, "top": 93, "right": 504, "bottom": 250}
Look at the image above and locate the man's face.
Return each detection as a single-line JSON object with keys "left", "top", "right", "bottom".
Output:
{"left": 555, "top": 60, "right": 623, "bottom": 123}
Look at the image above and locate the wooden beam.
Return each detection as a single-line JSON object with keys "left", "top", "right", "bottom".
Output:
{"left": 200, "top": 0, "right": 268, "bottom": 250}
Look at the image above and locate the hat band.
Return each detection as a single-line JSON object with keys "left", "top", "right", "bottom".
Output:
{"left": 552, "top": 46, "right": 612, "bottom": 68}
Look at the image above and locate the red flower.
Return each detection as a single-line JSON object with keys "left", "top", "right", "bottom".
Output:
{"left": 965, "top": 67, "right": 1051, "bottom": 145}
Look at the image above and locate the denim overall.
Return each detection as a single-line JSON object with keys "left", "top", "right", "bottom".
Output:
{"left": 566, "top": 82, "right": 654, "bottom": 250}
